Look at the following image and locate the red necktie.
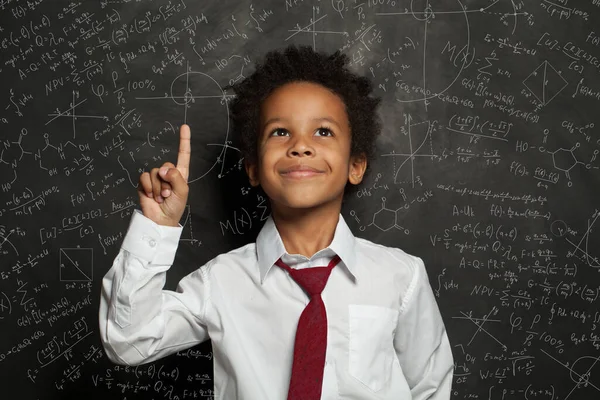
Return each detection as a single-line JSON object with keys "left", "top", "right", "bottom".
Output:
{"left": 275, "top": 254, "right": 341, "bottom": 400}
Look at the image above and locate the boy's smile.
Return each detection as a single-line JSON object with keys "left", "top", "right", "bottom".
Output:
{"left": 245, "top": 81, "right": 366, "bottom": 214}
{"left": 280, "top": 163, "right": 325, "bottom": 179}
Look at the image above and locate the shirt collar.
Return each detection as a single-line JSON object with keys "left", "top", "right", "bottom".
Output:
{"left": 256, "top": 213, "right": 357, "bottom": 284}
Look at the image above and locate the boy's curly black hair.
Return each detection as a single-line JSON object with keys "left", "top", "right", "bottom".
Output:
{"left": 225, "top": 44, "right": 382, "bottom": 198}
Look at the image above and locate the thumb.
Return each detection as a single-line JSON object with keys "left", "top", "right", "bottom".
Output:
{"left": 159, "top": 166, "right": 188, "bottom": 197}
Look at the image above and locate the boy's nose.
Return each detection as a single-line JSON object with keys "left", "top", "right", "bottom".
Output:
{"left": 288, "top": 135, "right": 315, "bottom": 157}
{"left": 289, "top": 147, "right": 314, "bottom": 157}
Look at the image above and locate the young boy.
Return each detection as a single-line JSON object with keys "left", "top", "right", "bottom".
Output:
{"left": 99, "top": 44, "right": 453, "bottom": 399}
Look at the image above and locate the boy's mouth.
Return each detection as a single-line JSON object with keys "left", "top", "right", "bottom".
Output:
{"left": 280, "top": 164, "right": 325, "bottom": 178}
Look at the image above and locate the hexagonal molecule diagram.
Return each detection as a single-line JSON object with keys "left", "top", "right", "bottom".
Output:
{"left": 371, "top": 197, "right": 410, "bottom": 235}
{"left": 549, "top": 143, "right": 585, "bottom": 187}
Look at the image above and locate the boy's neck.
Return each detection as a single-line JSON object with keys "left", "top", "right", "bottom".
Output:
{"left": 271, "top": 202, "right": 342, "bottom": 259}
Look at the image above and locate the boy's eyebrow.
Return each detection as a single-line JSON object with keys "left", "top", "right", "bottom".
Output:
{"left": 262, "top": 116, "right": 342, "bottom": 129}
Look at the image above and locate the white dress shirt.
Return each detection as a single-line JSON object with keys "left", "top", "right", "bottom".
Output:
{"left": 99, "top": 209, "right": 454, "bottom": 399}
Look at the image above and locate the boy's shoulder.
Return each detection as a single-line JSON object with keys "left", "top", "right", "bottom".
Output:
{"left": 203, "top": 241, "right": 257, "bottom": 270}
{"left": 354, "top": 235, "right": 425, "bottom": 276}
{"left": 353, "top": 237, "right": 431, "bottom": 306}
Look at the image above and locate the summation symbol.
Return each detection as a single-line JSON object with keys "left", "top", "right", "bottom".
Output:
{"left": 376, "top": 1, "right": 527, "bottom": 110}
{"left": 377, "top": 0, "right": 472, "bottom": 111}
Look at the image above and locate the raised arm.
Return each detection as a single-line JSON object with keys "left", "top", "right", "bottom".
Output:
{"left": 99, "top": 124, "right": 211, "bottom": 365}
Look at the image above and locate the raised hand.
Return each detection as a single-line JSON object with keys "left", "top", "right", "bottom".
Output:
{"left": 137, "top": 124, "right": 191, "bottom": 227}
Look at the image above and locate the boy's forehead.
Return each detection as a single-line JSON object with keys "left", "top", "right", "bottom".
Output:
{"left": 262, "top": 116, "right": 344, "bottom": 130}
{"left": 259, "top": 82, "right": 349, "bottom": 125}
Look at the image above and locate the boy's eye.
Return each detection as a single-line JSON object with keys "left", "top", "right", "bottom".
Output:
{"left": 268, "top": 126, "right": 334, "bottom": 137}
{"left": 315, "top": 127, "right": 333, "bottom": 137}
{"left": 270, "top": 128, "right": 289, "bottom": 137}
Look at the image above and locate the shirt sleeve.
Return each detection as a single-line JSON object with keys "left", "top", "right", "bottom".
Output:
{"left": 99, "top": 209, "right": 211, "bottom": 366}
{"left": 394, "top": 256, "right": 454, "bottom": 400}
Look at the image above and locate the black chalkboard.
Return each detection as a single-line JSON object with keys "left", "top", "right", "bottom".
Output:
{"left": 2, "top": 0, "right": 600, "bottom": 399}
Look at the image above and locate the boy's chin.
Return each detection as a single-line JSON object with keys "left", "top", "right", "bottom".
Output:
{"left": 270, "top": 194, "right": 343, "bottom": 213}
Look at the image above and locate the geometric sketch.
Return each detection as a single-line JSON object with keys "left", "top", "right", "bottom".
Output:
{"left": 452, "top": 306, "right": 507, "bottom": 351}
{"left": 378, "top": 1, "right": 527, "bottom": 109}
{"left": 135, "top": 62, "right": 240, "bottom": 181}
{"left": 46, "top": 91, "right": 108, "bottom": 139}
{"left": 377, "top": 0, "right": 472, "bottom": 110}
{"left": 382, "top": 113, "right": 510, "bottom": 187}
{"left": 522, "top": 60, "right": 568, "bottom": 105}
{"left": 59, "top": 247, "right": 93, "bottom": 281}
{"left": 178, "top": 205, "right": 201, "bottom": 246}
{"left": 556, "top": 211, "right": 600, "bottom": 269}
{"left": 284, "top": 6, "right": 346, "bottom": 49}
{"left": 541, "top": 349, "right": 600, "bottom": 400}
{"left": 381, "top": 114, "right": 435, "bottom": 188}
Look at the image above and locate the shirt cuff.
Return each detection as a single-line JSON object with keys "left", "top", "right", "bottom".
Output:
{"left": 120, "top": 209, "right": 183, "bottom": 266}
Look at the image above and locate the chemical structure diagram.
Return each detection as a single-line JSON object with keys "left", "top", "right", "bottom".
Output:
{"left": 369, "top": 196, "right": 411, "bottom": 234}
{"left": 0, "top": 124, "right": 94, "bottom": 186}
{"left": 518, "top": 127, "right": 600, "bottom": 188}
{"left": 349, "top": 189, "right": 434, "bottom": 233}
{"left": 546, "top": 143, "right": 599, "bottom": 187}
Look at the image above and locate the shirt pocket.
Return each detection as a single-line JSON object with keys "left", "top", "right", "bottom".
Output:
{"left": 348, "top": 304, "right": 399, "bottom": 392}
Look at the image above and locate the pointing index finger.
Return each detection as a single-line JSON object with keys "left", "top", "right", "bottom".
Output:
{"left": 177, "top": 124, "right": 191, "bottom": 181}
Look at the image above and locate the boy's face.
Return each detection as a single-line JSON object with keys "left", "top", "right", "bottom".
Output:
{"left": 245, "top": 81, "right": 366, "bottom": 212}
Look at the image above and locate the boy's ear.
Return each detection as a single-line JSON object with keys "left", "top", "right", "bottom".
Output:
{"left": 245, "top": 160, "right": 260, "bottom": 187}
{"left": 348, "top": 153, "right": 367, "bottom": 185}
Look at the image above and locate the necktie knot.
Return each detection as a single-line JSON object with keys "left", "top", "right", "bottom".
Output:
{"left": 275, "top": 255, "right": 341, "bottom": 298}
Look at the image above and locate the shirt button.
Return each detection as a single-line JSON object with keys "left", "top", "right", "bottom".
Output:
{"left": 149, "top": 239, "right": 156, "bottom": 247}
